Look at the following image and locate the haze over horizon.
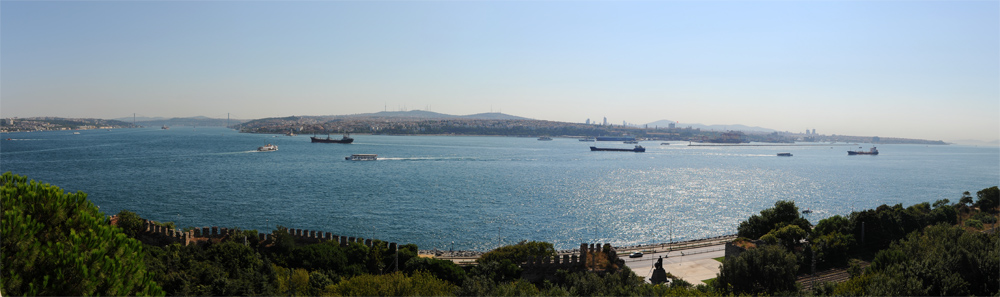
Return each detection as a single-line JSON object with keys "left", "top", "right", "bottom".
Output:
{"left": 2, "top": 1, "right": 997, "bottom": 142}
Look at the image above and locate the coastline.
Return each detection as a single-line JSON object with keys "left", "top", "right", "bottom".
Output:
{"left": 422, "top": 234, "right": 737, "bottom": 265}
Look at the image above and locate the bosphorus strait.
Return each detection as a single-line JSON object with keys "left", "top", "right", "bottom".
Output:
{"left": 2, "top": 127, "right": 997, "bottom": 251}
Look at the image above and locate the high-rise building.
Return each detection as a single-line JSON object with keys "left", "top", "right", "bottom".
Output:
{"left": 586, "top": 119, "right": 590, "bottom": 125}
{"left": 812, "top": 129, "right": 816, "bottom": 135}
{"left": 603, "top": 117, "right": 607, "bottom": 126}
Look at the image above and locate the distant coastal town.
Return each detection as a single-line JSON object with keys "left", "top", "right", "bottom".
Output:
{"left": 0, "top": 112, "right": 947, "bottom": 145}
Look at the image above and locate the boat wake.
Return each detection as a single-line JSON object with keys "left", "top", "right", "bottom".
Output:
{"left": 377, "top": 156, "right": 480, "bottom": 161}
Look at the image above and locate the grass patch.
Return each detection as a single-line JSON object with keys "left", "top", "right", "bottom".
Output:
{"left": 713, "top": 257, "right": 725, "bottom": 263}
{"left": 702, "top": 278, "right": 717, "bottom": 287}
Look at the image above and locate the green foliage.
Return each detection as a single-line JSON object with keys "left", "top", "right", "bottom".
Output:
{"left": 308, "top": 271, "right": 336, "bottom": 296}
{"left": 286, "top": 241, "right": 349, "bottom": 274}
{"left": 546, "top": 268, "right": 648, "bottom": 296}
{"left": 491, "top": 279, "right": 542, "bottom": 296}
{"left": 144, "top": 242, "right": 276, "bottom": 296}
{"left": 929, "top": 203, "right": 958, "bottom": 225}
{"left": 0, "top": 172, "right": 163, "bottom": 296}
{"left": 964, "top": 219, "right": 984, "bottom": 230}
{"left": 403, "top": 256, "right": 466, "bottom": 286}
{"left": 850, "top": 203, "right": 930, "bottom": 250}
{"left": 478, "top": 240, "right": 557, "bottom": 265}
{"left": 846, "top": 258, "right": 867, "bottom": 278}
{"left": 760, "top": 224, "right": 807, "bottom": 251}
{"left": 717, "top": 244, "right": 799, "bottom": 295}
{"left": 116, "top": 209, "right": 146, "bottom": 237}
{"left": 811, "top": 231, "right": 856, "bottom": 268}
{"left": 469, "top": 259, "right": 523, "bottom": 284}
{"left": 976, "top": 186, "right": 999, "bottom": 213}
{"left": 846, "top": 224, "right": 999, "bottom": 296}
{"left": 737, "top": 200, "right": 811, "bottom": 239}
{"left": 322, "top": 270, "right": 456, "bottom": 296}
{"left": 274, "top": 264, "right": 311, "bottom": 296}
{"left": 972, "top": 211, "right": 998, "bottom": 224}
{"left": 959, "top": 191, "right": 974, "bottom": 206}
{"left": 813, "top": 215, "right": 851, "bottom": 237}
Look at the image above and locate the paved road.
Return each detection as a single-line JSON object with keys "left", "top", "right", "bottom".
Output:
{"left": 620, "top": 244, "right": 726, "bottom": 285}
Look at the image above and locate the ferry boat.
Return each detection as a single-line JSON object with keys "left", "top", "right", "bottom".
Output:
{"left": 345, "top": 154, "right": 377, "bottom": 161}
{"left": 257, "top": 144, "right": 278, "bottom": 152}
{"left": 848, "top": 147, "right": 878, "bottom": 155}
{"left": 590, "top": 145, "right": 645, "bottom": 152}
{"left": 537, "top": 136, "right": 553, "bottom": 141}
{"left": 311, "top": 134, "right": 354, "bottom": 144}
{"left": 624, "top": 140, "right": 639, "bottom": 144}
{"left": 777, "top": 153, "right": 792, "bottom": 157}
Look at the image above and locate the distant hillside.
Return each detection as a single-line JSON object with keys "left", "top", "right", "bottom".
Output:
{"left": 645, "top": 120, "right": 776, "bottom": 133}
{"left": 339, "top": 110, "right": 531, "bottom": 120}
{"left": 2, "top": 117, "right": 136, "bottom": 132}
{"left": 120, "top": 117, "right": 249, "bottom": 127}
{"left": 113, "top": 116, "right": 167, "bottom": 122}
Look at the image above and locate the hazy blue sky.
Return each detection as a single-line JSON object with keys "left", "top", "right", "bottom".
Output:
{"left": 2, "top": 1, "right": 997, "bottom": 142}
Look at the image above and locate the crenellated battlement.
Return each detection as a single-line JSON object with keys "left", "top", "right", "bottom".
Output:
{"left": 520, "top": 242, "right": 623, "bottom": 282}
{"left": 109, "top": 215, "right": 398, "bottom": 252}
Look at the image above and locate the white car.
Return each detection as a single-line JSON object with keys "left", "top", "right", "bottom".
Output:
{"left": 629, "top": 252, "right": 643, "bottom": 258}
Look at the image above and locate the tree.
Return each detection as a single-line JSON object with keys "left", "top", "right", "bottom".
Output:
{"left": 856, "top": 224, "right": 998, "bottom": 296}
{"left": 959, "top": 191, "right": 974, "bottom": 206}
{"left": 477, "top": 240, "right": 556, "bottom": 265}
{"left": 0, "top": 172, "right": 163, "bottom": 296}
{"left": 716, "top": 244, "right": 799, "bottom": 295}
{"left": 737, "top": 200, "right": 811, "bottom": 239}
{"left": 976, "top": 186, "right": 999, "bottom": 213}
{"left": 813, "top": 215, "right": 851, "bottom": 237}
{"left": 116, "top": 209, "right": 146, "bottom": 237}
{"left": 323, "top": 271, "right": 456, "bottom": 296}
{"left": 273, "top": 265, "right": 310, "bottom": 296}
{"left": 760, "top": 224, "right": 807, "bottom": 251}
{"left": 404, "top": 256, "right": 467, "bottom": 286}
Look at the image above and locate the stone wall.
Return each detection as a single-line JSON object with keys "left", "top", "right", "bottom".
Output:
{"left": 109, "top": 215, "right": 398, "bottom": 252}
{"left": 520, "top": 243, "right": 623, "bottom": 282}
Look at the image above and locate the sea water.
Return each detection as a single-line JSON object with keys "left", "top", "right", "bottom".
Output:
{"left": 2, "top": 127, "right": 997, "bottom": 251}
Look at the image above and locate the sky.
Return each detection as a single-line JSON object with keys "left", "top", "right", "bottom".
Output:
{"left": 2, "top": 1, "right": 997, "bottom": 142}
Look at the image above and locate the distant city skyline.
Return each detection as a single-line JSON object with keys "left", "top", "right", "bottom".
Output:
{"left": 2, "top": 1, "right": 997, "bottom": 142}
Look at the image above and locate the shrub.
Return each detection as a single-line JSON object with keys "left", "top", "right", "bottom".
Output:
{"left": 972, "top": 212, "right": 998, "bottom": 224}
{"left": 965, "top": 219, "right": 984, "bottom": 230}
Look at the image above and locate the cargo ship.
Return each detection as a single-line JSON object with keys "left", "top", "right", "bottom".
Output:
{"left": 590, "top": 145, "right": 645, "bottom": 152}
{"left": 848, "top": 147, "right": 878, "bottom": 155}
{"left": 311, "top": 134, "right": 354, "bottom": 144}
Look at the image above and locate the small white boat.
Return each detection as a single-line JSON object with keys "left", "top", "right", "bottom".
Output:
{"left": 346, "top": 154, "right": 377, "bottom": 161}
{"left": 537, "top": 136, "right": 553, "bottom": 141}
{"left": 257, "top": 144, "right": 278, "bottom": 152}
